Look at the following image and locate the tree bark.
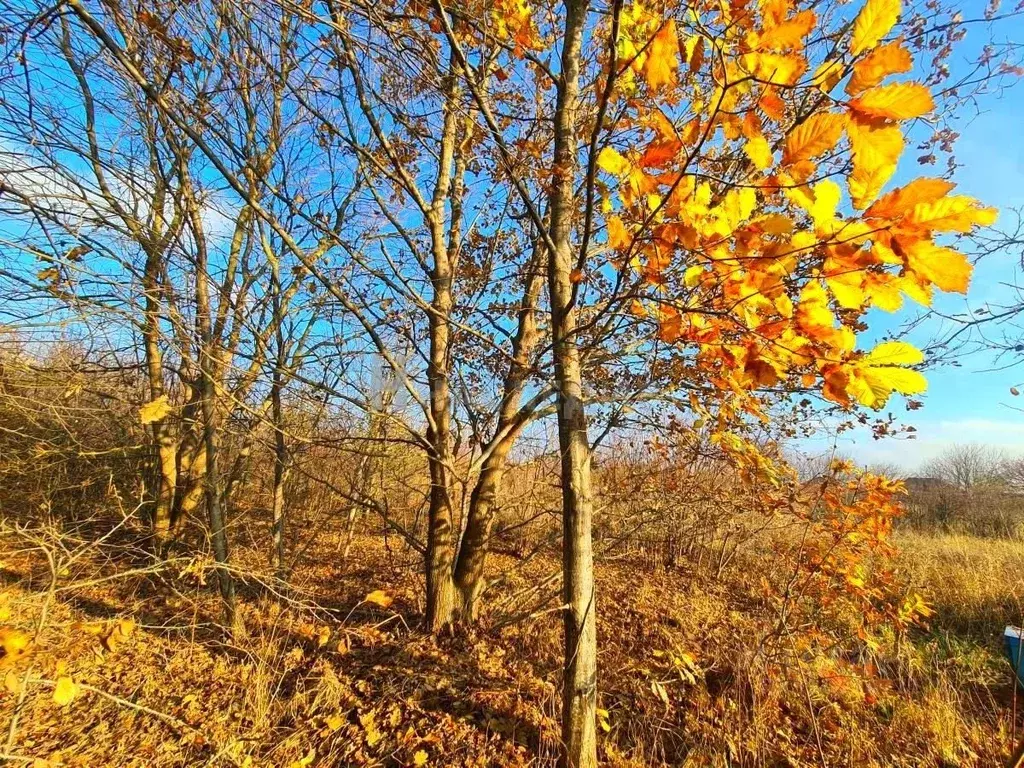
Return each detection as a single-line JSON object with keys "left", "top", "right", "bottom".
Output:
{"left": 142, "top": 246, "right": 177, "bottom": 545}
{"left": 423, "top": 60, "right": 462, "bottom": 632}
{"left": 453, "top": 237, "right": 545, "bottom": 619}
{"left": 547, "top": 1, "right": 597, "bottom": 765}
{"left": 270, "top": 367, "right": 289, "bottom": 581}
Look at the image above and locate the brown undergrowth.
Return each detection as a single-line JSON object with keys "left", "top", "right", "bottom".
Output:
{"left": 0, "top": 520, "right": 1020, "bottom": 767}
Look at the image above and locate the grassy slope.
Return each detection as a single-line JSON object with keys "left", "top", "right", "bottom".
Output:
{"left": 0, "top": 528, "right": 1021, "bottom": 767}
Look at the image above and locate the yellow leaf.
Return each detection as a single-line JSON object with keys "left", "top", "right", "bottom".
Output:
{"left": 904, "top": 241, "right": 973, "bottom": 293}
{"left": 684, "top": 265, "right": 704, "bottom": 288}
{"left": 847, "top": 41, "right": 912, "bottom": 94}
{"left": 783, "top": 112, "right": 846, "bottom": 165}
{"left": 3, "top": 670, "right": 21, "bottom": 695}
{"left": 847, "top": 117, "right": 902, "bottom": 209}
{"left": 413, "top": 750, "right": 429, "bottom": 766}
{"left": 743, "top": 134, "right": 774, "bottom": 170}
{"left": 606, "top": 216, "right": 631, "bottom": 250}
{"left": 363, "top": 590, "right": 393, "bottom": 608}
{"left": 812, "top": 60, "right": 844, "bottom": 93}
{"left": 643, "top": 19, "right": 678, "bottom": 90}
{"left": 864, "top": 340, "right": 923, "bottom": 366}
{"left": 53, "top": 675, "right": 79, "bottom": 706}
{"left": 851, "top": 0, "right": 901, "bottom": 56}
{"left": 741, "top": 52, "right": 807, "bottom": 86}
{"left": 325, "top": 714, "right": 344, "bottom": 732}
{"left": 0, "top": 627, "right": 32, "bottom": 667}
{"left": 849, "top": 82, "right": 934, "bottom": 120}
{"left": 907, "top": 196, "right": 998, "bottom": 233}
{"left": 597, "top": 146, "right": 630, "bottom": 177}
{"left": 857, "top": 365, "right": 927, "bottom": 407}
{"left": 139, "top": 395, "right": 172, "bottom": 425}
{"left": 789, "top": 179, "right": 842, "bottom": 233}
{"left": 289, "top": 748, "right": 316, "bottom": 768}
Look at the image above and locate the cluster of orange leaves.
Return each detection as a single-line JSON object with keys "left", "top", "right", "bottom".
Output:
{"left": 592, "top": 0, "right": 996, "bottom": 410}
{"left": 717, "top": 436, "right": 932, "bottom": 637}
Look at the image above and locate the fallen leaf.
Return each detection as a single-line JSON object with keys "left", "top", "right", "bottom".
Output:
{"left": 363, "top": 590, "right": 393, "bottom": 609}
{"left": 53, "top": 675, "right": 79, "bottom": 706}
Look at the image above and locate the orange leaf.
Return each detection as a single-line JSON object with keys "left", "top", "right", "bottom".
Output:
{"left": 906, "top": 196, "right": 998, "bottom": 232}
{"left": 640, "top": 138, "right": 681, "bottom": 168}
{"left": 865, "top": 178, "right": 956, "bottom": 219}
{"left": 851, "top": 0, "right": 901, "bottom": 56}
{"left": 783, "top": 113, "right": 846, "bottom": 165}
{"left": 751, "top": 10, "right": 816, "bottom": 51}
{"left": 846, "top": 42, "right": 912, "bottom": 95}
{"left": 684, "top": 35, "right": 705, "bottom": 74}
{"left": 848, "top": 83, "right": 934, "bottom": 120}
{"left": 643, "top": 19, "right": 678, "bottom": 90}
{"left": 903, "top": 241, "right": 973, "bottom": 293}
{"left": 759, "top": 88, "right": 786, "bottom": 121}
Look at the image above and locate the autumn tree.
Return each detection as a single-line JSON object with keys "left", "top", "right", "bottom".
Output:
{"left": 13, "top": 0, "right": 1018, "bottom": 764}
{"left": 422, "top": 0, "right": 1012, "bottom": 763}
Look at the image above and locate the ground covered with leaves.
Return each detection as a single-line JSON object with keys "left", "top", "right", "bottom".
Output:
{"left": 0, "top": 524, "right": 1021, "bottom": 767}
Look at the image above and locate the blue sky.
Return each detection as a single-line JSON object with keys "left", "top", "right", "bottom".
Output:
{"left": 802, "top": 15, "right": 1024, "bottom": 471}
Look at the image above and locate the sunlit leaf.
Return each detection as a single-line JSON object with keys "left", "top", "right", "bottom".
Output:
{"left": 364, "top": 590, "right": 394, "bottom": 608}
{"left": 851, "top": 0, "right": 901, "bottom": 56}
{"left": 139, "top": 395, "right": 172, "bottom": 425}
{"left": 783, "top": 113, "right": 845, "bottom": 165}
{"left": 53, "top": 675, "right": 79, "bottom": 706}
{"left": 847, "top": 41, "right": 912, "bottom": 94}
{"left": 849, "top": 82, "right": 934, "bottom": 120}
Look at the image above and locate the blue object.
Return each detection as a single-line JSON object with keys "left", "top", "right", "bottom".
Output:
{"left": 1005, "top": 626, "right": 1024, "bottom": 685}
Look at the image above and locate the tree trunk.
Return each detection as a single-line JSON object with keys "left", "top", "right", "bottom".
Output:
{"left": 453, "top": 439, "right": 510, "bottom": 618}
{"left": 453, "top": 238, "right": 545, "bottom": 619}
{"left": 200, "top": 358, "right": 234, "bottom": 624}
{"left": 270, "top": 369, "right": 289, "bottom": 581}
{"left": 142, "top": 247, "right": 176, "bottom": 544}
{"left": 423, "top": 57, "right": 463, "bottom": 632}
{"left": 547, "top": 1, "right": 597, "bottom": 765}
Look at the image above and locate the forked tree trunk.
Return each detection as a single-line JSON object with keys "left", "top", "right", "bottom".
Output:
{"left": 453, "top": 243, "right": 545, "bottom": 619}
{"left": 547, "top": 1, "right": 597, "bottom": 765}
{"left": 453, "top": 439, "right": 511, "bottom": 618}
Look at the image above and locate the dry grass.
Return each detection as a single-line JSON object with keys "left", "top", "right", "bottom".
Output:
{"left": 0, "top": 522, "right": 1023, "bottom": 767}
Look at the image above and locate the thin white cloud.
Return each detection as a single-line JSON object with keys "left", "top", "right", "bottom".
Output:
{"left": 797, "top": 416, "right": 1024, "bottom": 473}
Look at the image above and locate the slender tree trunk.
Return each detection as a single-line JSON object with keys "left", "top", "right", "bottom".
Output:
{"left": 453, "top": 240, "right": 545, "bottom": 619}
{"left": 453, "top": 439, "right": 510, "bottom": 618}
{"left": 547, "top": 2, "right": 597, "bottom": 765}
{"left": 200, "top": 357, "right": 234, "bottom": 624}
{"left": 270, "top": 368, "right": 289, "bottom": 580}
{"left": 142, "top": 247, "right": 177, "bottom": 544}
{"left": 190, "top": 185, "right": 235, "bottom": 625}
{"left": 423, "top": 57, "right": 463, "bottom": 632}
